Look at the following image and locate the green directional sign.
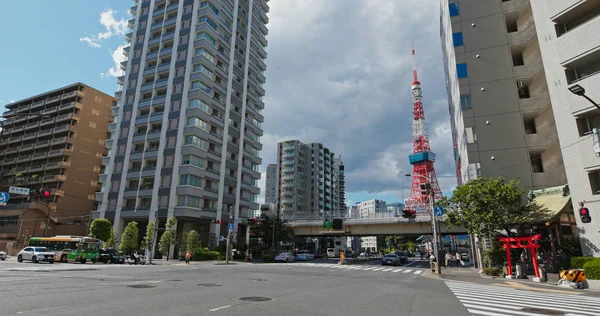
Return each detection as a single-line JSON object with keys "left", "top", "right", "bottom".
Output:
{"left": 323, "top": 220, "right": 333, "bottom": 229}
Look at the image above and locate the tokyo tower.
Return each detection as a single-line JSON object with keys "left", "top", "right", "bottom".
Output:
{"left": 404, "top": 48, "right": 442, "bottom": 213}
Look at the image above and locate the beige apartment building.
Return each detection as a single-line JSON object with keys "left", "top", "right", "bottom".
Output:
{"left": 0, "top": 83, "right": 114, "bottom": 252}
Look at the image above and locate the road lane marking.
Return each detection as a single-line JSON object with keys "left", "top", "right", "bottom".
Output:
{"left": 403, "top": 270, "right": 412, "bottom": 273}
{"left": 381, "top": 268, "right": 392, "bottom": 272}
{"left": 209, "top": 305, "right": 231, "bottom": 312}
{"left": 372, "top": 268, "right": 384, "bottom": 271}
{"left": 17, "top": 307, "right": 62, "bottom": 314}
{"left": 413, "top": 270, "right": 422, "bottom": 274}
{"left": 392, "top": 269, "right": 403, "bottom": 273}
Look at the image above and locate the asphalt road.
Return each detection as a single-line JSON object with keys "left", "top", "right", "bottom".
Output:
{"left": 2, "top": 258, "right": 599, "bottom": 316}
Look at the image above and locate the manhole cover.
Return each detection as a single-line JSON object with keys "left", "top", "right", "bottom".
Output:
{"left": 127, "top": 284, "right": 156, "bottom": 289}
{"left": 251, "top": 279, "right": 267, "bottom": 282}
{"left": 239, "top": 297, "right": 272, "bottom": 302}
{"left": 521, "top": 307, "right": 564, "bottom": 315}
{"left": 198, "top": 283, "right": 222, "bottom": 287}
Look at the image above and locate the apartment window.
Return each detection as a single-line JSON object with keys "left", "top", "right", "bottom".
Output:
{"left": 192, "top": 64, "right": 215, "bottom": 80}
{"left": 185, "top": 135, "right": 206, "bottom": 149}
{"left": 161, "top": 175, "right": 172, "bottom": 187}
{"left": 180, "top": 174, "right": 203, "bottom": 187}
{"left": 158, "top": 195, "right": 169, "bottom": 208}
{"left": 194, "top": 48, "right": 216, "bottom": 63}
{"left": 177, "top": 195, "right": 201, "bottom": 208}
{"left": 177, "top": 50, "right": 188, "bottom": 61}
{"left": 166, "top": 136, "right": 176, "bottom": 148}
{"left": 465, "top": 127, "right": 477, "bottom": 143}
{"left": 200, "top": 1, "right": 219, "bottom": 16}
{"left": 171, "top": 100, "right": 181, "bottom": 112}
{"left": 449, "top": 3, "right": 460, "bottom": 17}
{"left": 452, "top": 32, "right": 464, "bottom": 47}
{"left": 189, "top": 99, "right": 211, "bottom": 113}
{"left": 182, "top": 154, "right": 205, "bottom": 168}
{"left": 524, "top": 118, "right": 537, "bottom": 134}
{"left": 199, "top": 16, "right": 218, "bottom": 30}
{"left": 576, "top": 114, "right": 600, "bottom": 136}
{"left": 530, "top": 153, "right": 544, "bottom": 173}
{"left": 164, "top": 155, "right": 174, "bottom": 167}
{"left": 196, "top": 31, "right": 216, "bottom": 46}
{"left": 555, "top": 2, "right": 600, "bottom": 37}
{"left": 468, "top": 163, "right": 481, "bottom": 179}
{"left": 187, "top": 117, "right": 210, "bottom": 131}
{"left": 564, "top": 49, "right": 600, "bottom": 84}
{"left": 460, "top": 94, "right": 472, "bottom": 110}
{"left": 589, "top": 171, "right": 600, "bottom": 195}
{"left": 457, "top": 63, "right": 468, "bottom": 78}
{"left": 169, "top": 118, "right": 179, "bottom": 129}
{"left": 191, "top": 81, "right": 213, "bottom": 95}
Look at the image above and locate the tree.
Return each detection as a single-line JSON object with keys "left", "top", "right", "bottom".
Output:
{"left": 142, "top": 220, "right": 155, "bottom": 251}
{"left": 106, "top": 227, "right": 118, "bottom": 249}
{"left": 158, "top": 217, "right": 177, "bottom": 260}
{"left": 119, "top": 222, "right": 139, "bottom": 254}
{"left": 250, "top": 214, "right": 294, "bottom": 249}
{"left": 187, "top": 230, "right": 201, "bottom": 255}
{"left": 444, "top": 177, "right": 533, "bottom": 240}
{"left": 88, "top": 218, "right": 113, "bottom": 242}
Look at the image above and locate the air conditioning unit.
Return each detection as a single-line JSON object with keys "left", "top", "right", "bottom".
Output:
{"left": 517, "top": 81, "right": 524, "bottom": 88}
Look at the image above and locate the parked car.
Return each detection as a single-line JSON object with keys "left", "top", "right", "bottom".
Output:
{"left": 382, "top": 254, "right": 401, "bottom": 266}
{"left": 0, "top": 250, "right": 7, "bottom": 260}
{"left": 326, "top": 248, "right": 337, "bottom": 258}
{"left": 274, "top": 253, "right": 295, "bottom": 263}
{"left": 99, "top": 249, "right": 125, "bottom": 264}
{"left": 17, "top": 247, "right": 55, "bottom": 263}
{"left": 395, "top": 251, "right": 408, "bottom": 264}
{"left": 295, "top": 250, "right": 314, "bottom": 261}
{"left": 314, "top": 251, "right": 323, "bottom": 259}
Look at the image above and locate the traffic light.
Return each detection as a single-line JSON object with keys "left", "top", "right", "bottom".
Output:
{"left": 323, "top": 219, "right": 333, "bottom": 229}
{"left": 211, "top": 220, "right": 223, "bottom": 224}
{"left": 419, "top": 183, "right": 431, "bottom": 195}
{"left": 579, "top": 207, "right": 591, "bottom": 223}
{"left": 43, "top": 190, "right": 50, "bottom": 197}
{"left": 402, "top": 209, "right": 416, "bottom": 218}
{"left": 333, "top": 218, "right": 343, "bottom": 230}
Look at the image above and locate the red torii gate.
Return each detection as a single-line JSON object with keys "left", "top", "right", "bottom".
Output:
{"left": 497, "top": 234, "right": 541, "bottom": 278}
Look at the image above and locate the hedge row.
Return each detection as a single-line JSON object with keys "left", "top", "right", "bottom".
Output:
{"left": 571, "top": 256, "right": 596, "bottom": 269}
{"left": 583, "top": 258, "right": 600, "bottom": 280}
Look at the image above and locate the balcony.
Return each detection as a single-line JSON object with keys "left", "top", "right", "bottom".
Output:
{"left": 25, "top": 121, "right": 40, "bottom": 130}
{"left": 45, "top": 161, "right": 70, "bottom": 169}
{"left": 59, "top": 101, "right": 81, "bottom": 111}
{"left": 54, "top": 125, "right": 71, "bottom": 133}
{"left": 502, "top": 0, "right": 528, "bottom": 13}
{"left": 20, "top": 143, "right": 34, "bottom": 151}
{"left": 22, "top": 133, "right": 37, "bottom": 141}
{"left": 29, "top": 164, "right": 45, "bottom": 172}
{"left": 40, "top": 117, "right": 56, "bottom": 126}
{"left": 47, "top": 149, "right": 65, "bottom": 158}
{"left": 3, "top": 157, "right": 16, "bottom": 164}
{"left": 513, "top": 61, "right": 543, "bottom": 79}
{"left": 283, "top": 160, "right": 294, "bottom": 166}
{"left": 16, "top": 105, "right": 31, "bottom": 113}
{"left": 281, "top": 199, "right": 294, "bottom": 204}
{"left": 9, "top": 136, "right": 22, "bottom": 143}
{"left": 283, "top": 153, "right": 295, "bottom": 158}
{"left": 507, "top": 22, "right": 536, "bottom": 45}
{"left": 12, "top": 125, "right": 24, "bottom": 133}
{"left": 51, "top": 137, "right": 68, "bottom": 145}
{"left": 42, "top": 107, "right": 58, "bottom": 116}
{"left": 283, "top": 175, "right": 294, "bottom": 180}
{"left": 283, "top": 167, "right": 294, "bottom": 173}
{"left": 532, "top": 167, "right": 566, "bottom": 188}
{"left": 557, "top": 14, "right": 600, "bottom": 65}
{"left": 32, "top": 152, "right": 47, "bottom": 160}
{"left": 283, "top": 191, "right": 294, "bottom": 197}
{"left": 519, "top": 91, "right": 551, "bottom": 114}
{"left": 35, "top": 140, "right": 50, "bottom": 149}
{"left": 37, "top": 129, "right": 53, "bottom": 137}
{"left": 102, "top": 156, "right": 111, "bottom": 165}
{"left": 42, "top": 175, "right": 67, "bottom": 183}
{"left": 56, "top": 113, "right": 76, "bottom": 122}
{"left": 282, "top": 183, "right": 294, "bottom": 188}
{"left": 46, "top": 95, "right": 61, "bottom": 104}
{"left": 525, "top": 132, "right": 557, "bottom": 150}
{"left": 61, "top": 91, "right": 78, "bottom": 99}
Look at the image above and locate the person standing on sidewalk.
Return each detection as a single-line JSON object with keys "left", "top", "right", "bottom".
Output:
{"left": 445, "top": 252, "right": 453, "bottom": 268}
{"left": 455, "top": 252, "right": 461, "bottom": 267}
{"left": 185, "top": 251, "right": 191, "bottom": 265}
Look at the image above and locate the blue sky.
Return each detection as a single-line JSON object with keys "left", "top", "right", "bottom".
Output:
{"left": 1, "top": 1, "right": 457, "bottom": 208}
{"left": 0, "top": 1, "right": 130, "bottom": 108}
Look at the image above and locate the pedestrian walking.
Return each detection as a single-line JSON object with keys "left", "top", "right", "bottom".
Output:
{"left": 455, "top": 252, "right": 461, "bottom": 267}
{"left": 445, "top": 252, "right": 453, "bottom": 268}
{"left": 185, "top": 251, "right": 191, "bottom": 265}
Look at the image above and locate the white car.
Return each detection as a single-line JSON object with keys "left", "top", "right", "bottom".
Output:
{"left": 17, "top": 247, "right": 55, "bottom": 264}
{"left": 295, "top": 250, "right": 314, "bottom": 261}
{"left": 0, "top": 250, "right": 7, "bottom": 260}
{"left": 274, "top": 253, "right": 295, "bottom": 263}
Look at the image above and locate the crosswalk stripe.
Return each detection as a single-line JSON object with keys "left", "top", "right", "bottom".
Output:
{"left": 372, "top": 268, "right": 384, "bottom": 271}
{"left": 392, "top": 269, "right": 403, "bottom": 273}
{"left": 381, "top": 268, "right": 392, "bottom": 272}
{"left": 413, "top": 270, "right": 422, "bottom": 274}
{"left": 363, "top": 267, "right": 375, "bottom": 271}
{"left": 446, "top": 281, "right": 600, "bottom": 316}
{"left": 402, "top": 269, "right": 412, "bottom": 273}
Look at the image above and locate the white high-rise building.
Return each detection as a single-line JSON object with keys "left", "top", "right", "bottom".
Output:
{"left": 356, "top": 199, "right": 387, "bottom": 219}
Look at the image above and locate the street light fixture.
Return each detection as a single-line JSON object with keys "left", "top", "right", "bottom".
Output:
{"left": 569, "top": 84, "right": 600, "bottom": 110}
{"left": 404, "top": 173, "right": 442, "bottom": 274}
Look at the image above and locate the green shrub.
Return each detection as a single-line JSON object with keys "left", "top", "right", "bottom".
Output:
{"left": 571, "top": 256, "right": 596, "bottom": 269}
{"left": 583, "top": 258, "right": 600, "bottom": 280}
{"left": 482, "top": 267, "right": 502, "bottom": 276}
{"left": 263, "top": 254, "right": 274, "bottom": 262}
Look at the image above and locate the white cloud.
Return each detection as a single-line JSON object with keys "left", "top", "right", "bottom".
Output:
{"left": 102, "top": 45, "right": 127, "bottom": 78}
{"left": 79, "top": 9, "right": 128, "bottom": 48}
{"left": 8, "top": 100, "right": 15, "bottom": 103}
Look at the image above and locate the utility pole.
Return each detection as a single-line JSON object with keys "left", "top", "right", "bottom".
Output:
{"left": 428, "top": 173, "right": 441, "bottom": 275}
{"left": 149, "top": 211, "right": 158, "bottom": 264}
{"left": 273, "top": 198, "right": 281, "bottom": 254}
{"left": 225, "top": 208, "right": 234, "bottom": 263}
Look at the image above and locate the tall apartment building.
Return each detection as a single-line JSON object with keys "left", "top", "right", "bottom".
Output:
{"left": 0, "top": 83, "right": 114, "bottom": 251}
{"left": 95, "top": 0, "right": 269, "bottom": 248}
{"left": 386, "top": 202, "right": 404, "bottom": 217}
{"left": 275, "top": 140, "right": 342, "bottom": 218}
{"left": 356, "top": 199, "right": 387, "bottom": 219}
{"left": 265, "top": 163, "right": 276, "bottom": 203}
{"left": 334, "top": 156, "right": 346, "bottom": 211}
{"left": 529, "top": 0, "right": 600, "bottom": 256}
{"left": 440, "top": 0, "right": 566, "bottom": 190}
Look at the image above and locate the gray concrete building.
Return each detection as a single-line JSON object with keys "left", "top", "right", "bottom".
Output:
{"left": 334, "top": 156, "right": 346, "bottom": 212}
{"left": 95, "top": 0, "right": 269, "bottom": 251}
{"left": 265, "top": 163, "right": 276, "bottom": 203}
{"left": 440, "top": 0, "right": 566, "bottom": 191}
{"left": 530, "top": 0, "right": 600, "bottom": 256}
{"left": 275, "top": 140, "right": 342, "bottom": 219}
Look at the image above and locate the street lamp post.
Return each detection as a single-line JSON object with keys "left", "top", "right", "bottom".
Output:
{"left": 569, "top": 84, "right": 600, "bottom": 109}
{"left": 404, "top": 173, "right": 441, "bottom": 274}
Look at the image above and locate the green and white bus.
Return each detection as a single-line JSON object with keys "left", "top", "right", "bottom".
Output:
{"left": 28, "top": 236, "right": 102, "bottom": 263}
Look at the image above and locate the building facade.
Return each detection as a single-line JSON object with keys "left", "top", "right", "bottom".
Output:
{"left": 356, "top": 199, "right": 387, "bottom": 219}
{"left": 386, "top": 202, "right": 404, "bottom": 217}
{"left": 334, "top": 156, "right": 346, "bottom": 211}
{"left": 0, "top": 83, "right": 114, "bottom": 252}
{"left": 275, "top": 140, "right": 342, "bottom": 218}
{"left": 530, "top": 0, "right": 600, "bottom": 256}
{"left": 440, "top": 0, "right": 566, "bottom": 191}
{"left": 96, "top": 0, "right": 269, "bottom": 250}
{"left": 265, "top": 163, "right": 276, "bottom": 203}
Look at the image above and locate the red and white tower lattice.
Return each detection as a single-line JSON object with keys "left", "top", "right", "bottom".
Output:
{"left": 404, "top": 48, "right": 442, "bottom": 213}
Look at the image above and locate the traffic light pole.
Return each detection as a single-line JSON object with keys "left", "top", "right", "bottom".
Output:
{"left": 226, "top": 211, "right": 234, "bottom": 263}
{"left": 429, "top": 173, "right": 441, "bottom": 275}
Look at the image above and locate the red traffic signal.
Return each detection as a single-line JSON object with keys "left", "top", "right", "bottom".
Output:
{"left": 43, "top": 191, "right": 50, "bottom": 197}
{"left": 211, "top": 219, "right": 223, "bottom": 225}
{"left": 579, "top": 207, "right": 592, "bottom": 223}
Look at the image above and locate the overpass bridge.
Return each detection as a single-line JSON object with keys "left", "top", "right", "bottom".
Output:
{"left": 288, "top": 216, "right": 468, "bottom": 237}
